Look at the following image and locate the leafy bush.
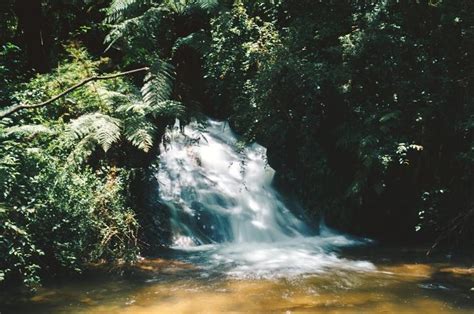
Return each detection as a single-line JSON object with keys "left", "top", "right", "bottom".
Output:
{"left": 0, "top": 46, "right": 147, "bottom": 290}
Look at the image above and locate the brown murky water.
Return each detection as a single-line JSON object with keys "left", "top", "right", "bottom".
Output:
{"left": 1, "top": 247, "right": 472, "bottom": 313}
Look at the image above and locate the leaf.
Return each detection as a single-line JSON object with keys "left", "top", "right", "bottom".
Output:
{"left": 150, "top": 100, "right": 185, "bottom": 118}
{"left": 2, "top": 124, "right": 53, "bottom": 138}
{"left": 141, "top": 59, "right": 175, "bottom": 106}
{"left": 5, "top": 221, "right": 27, "bottom": 236}
{"left": 68, "top": 113, "right": 122, "bottom": 153}
{"left": 123, "top": 116, "right": 157, "bottom": 152}
{"left": 106, "top": 0, "right": 153, "bottom": 23}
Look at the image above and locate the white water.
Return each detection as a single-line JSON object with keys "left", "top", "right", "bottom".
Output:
{"left": 156, "top": 119, "right": 374, "bottom": 278}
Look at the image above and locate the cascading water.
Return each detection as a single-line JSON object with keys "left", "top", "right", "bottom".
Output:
{"left": 156, "top": 119, "right": 374, "bottom": 278}
{"left": 158, "top": 119, "right": 310, "bottom": 245}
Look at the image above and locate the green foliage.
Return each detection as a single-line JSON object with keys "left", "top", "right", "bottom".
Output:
{"left": 142, "top": 60, "right": 175, "bottom": 105}
{"left": 0, "top": 43, "right": 28, "bottom": 105}
{"left": 0, "top": 0, "right": 196, "bottom": 291}
{"left": 106, "top": 0, "right": 153, "bottom": 23}
{"left": 0, "top": 46, "right": 147, "bottom": 290}
{"left": 68, "top": 113, "right": 122, "bottom": 161}
{"left": 104, "top": 0, "right": 218, "bottom": 53}
{"left": 0, "top": 143, "right": 139, "bottom": 289}
{"left": 0, "top": 38, "right": 193, "bottom": 288}
{"left": 103, "top": 0, "right": 218, "bottom": 115}
{"left": 0, "top": 205, "right": 43, "bottom": 289}
{"left": 7, "top": 45, "right": 183, "bottom": 161}
{"left": 106, "top": 0, "right": 219, "bottom": 24}
{"left": 205, "top": 1, "right": 282, "bottom": 117}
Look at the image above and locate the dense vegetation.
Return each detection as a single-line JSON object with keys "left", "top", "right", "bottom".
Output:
{"left": 1, "top": 0, "right": 472, "bottom": 290}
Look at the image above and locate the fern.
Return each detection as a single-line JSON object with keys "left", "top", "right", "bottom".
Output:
{"left": 141, "top": 59, "right": 175, "bottom": 106}
{"left": 106, "top": 0, "right": 154, "bottom": 23}
{"left": 105, "top": 6, "right": 164, "bottom": 52}
{"left": 194, "top": 0, "right": 219, "bottom": 10}
{"left": 67, "top": 133, "right": 100, "bottom": 164}
{"left": 1, "top": 125, "right": 53, "bottom": 138}
{"left": 118, "top": 96, "right": 184, "bottom": 118}
{"left": 117, "top": 99, "right": 156, "bottom": 152}
{"left": 117, "top": 99, "right": 148, "bottom": 115}
{"left": 123, "top": 115, "right": 157, "bottom": 152}
{"left": 104, "top": 15, "right": 142, "bottom": 51}
{"left": 164, "top": 0, "right": 219, "bottom": 14}
{"left": 116, "top": 97, "right": 184, "bottom": 151}
{"left": 104, "top": 0, "right": 220, "bottom": 49}
{"left": 68, "top": 113, "right": 122, "bottom": 153}
{"left": 96, "top": 87, "right": 130, "bottom": 105}
{"left": 101, "top": 0, "right": 209, "bottom": 155}
{"left": 105, "top": 0, "right": 219, "bottom": 27}
{"left": 149, "top": 100, "right": 185, "bottom": 118}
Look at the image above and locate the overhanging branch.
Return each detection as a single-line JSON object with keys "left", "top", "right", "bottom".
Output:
{"left": 0, "top": 67, "right": 150, "bottom": 119}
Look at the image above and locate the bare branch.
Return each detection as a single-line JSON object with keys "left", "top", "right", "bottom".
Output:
{"left": 0, "top": 67, "right": 150, "bottom": 119}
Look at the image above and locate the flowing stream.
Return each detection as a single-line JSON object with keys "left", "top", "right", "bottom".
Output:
{"left": 1, "top": 119, "right": 472, "bottom": 313}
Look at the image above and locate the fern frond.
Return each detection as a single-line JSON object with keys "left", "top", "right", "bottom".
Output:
{"left": 162, "top": 0, "right": 187, "bottom": 14}
{"left": 123, "top": 115, "right": 157, "bottom": 152}
{"left": 96, "top": 87, "right": 131, "bottom": 111}
{"left": 141, "top": 59, "right": 175, "bottom": 106}
{"left": 163, "top": 0, "right": 219, "bottom": 14}
{"left": 67, "top": 133, "right": 98, "bottom": 165}
{"left": 68, "top": 113, "right": 122, "bottom": 152}
{"left": 193, "top": 0, "right": 219, "bottom": 10}
{"left": 149, "top": 100, "right": 185, "bottom": 118}
{"left": 104, "top": 16, "right": 142, "bottom": 51}
{"left": 106, "top": 0, "right": 218, "bottom": 23}
{"left": 116, "top": 99, "right": 149, "bottom": 115}
{"left": 106, "top": 0, "right": 153, "bottom": 23}
{"left": 2, "top": 124, "right": 53, "bottom": 138}
{"left": 104, "top": 7, "right": 163, "bottom": 52}
{"left": 96, "top": 87, "right": 130, "bottom": 103}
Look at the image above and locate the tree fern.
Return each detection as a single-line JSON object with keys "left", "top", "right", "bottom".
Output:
{"left": 105, "top": 0, "right": 219, "bottom": 43}
{"left": 102, "top": 0, "right": 208, "bottom": 156}
{"left": 106, "top": 0, "right": 218, "bottom": 22}
{"left": 117, "top": 98, "right": 149, "bottom": 115}
{"left": 164, "top": 0, "right": 219, "bottom": 14}
{"left": 193, "top": 0, "right": 219, "bottom": 10}
{"left": 116, "top": 98, "right": 184, "bottom": 151}
{"left": 149, "top": 100, "right": 185, "bottom": 118}
{"left": 117, "top": 100, "right": 156, "bottom": 152}
{"left": 106, "top": 0, "right": 154, "bottom": 23}
{"left": 104, "top": 15, "right": 142, "bottom": 51}
{"left": 1, "top": 125, "right": 53, "bottom": 138}
{"left": 122, "top": 115, "right": 157, "bottom": 152}
{"left": 141, "top": 59, "right": 175, "bottom": 106}
{"left": 115, "top": 85, "right": 184, "bottom": 119}
{"left": 67, "top": 133, "right": 100, "bottom": 164}
{"left": 68, "top": 113, "right": 122, "bottom": 153}
{"left": 96, "top": 87, "right": 132, "bottom": 113}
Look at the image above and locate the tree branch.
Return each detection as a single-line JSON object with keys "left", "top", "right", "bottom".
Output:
{"left": 0, "top": 67, "right": 150, "bottom": 119}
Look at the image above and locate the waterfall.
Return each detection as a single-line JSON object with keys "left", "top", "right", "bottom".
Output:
{"left": 157, "top": 119, "right": 310, "bottom": 245}
{"left": 156, "top": 119, "right": 374, "bottom": 278}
